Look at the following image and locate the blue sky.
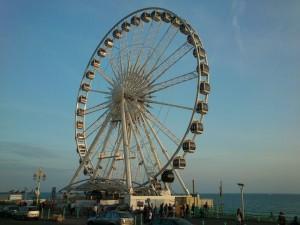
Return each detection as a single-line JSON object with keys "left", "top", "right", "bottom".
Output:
{"left": 0, "top": 0, "right": 299, "bottom": 193}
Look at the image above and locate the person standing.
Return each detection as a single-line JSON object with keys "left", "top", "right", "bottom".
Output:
{"left": 159, "top": 203, "right": 163, "bottom": 217}
{"left": 148, "top": 209, "right": 153, "bottom": 222}
{"left": 185, "top": 204, "right": 190, "bottom": 218}
{"left": 278, "top": 212, "right": 286, "bottom": 225}
{"left": 172, "top": 204, "right": 176, "bottom": 217}
{"left": 191, "top": 203, "right": 195, "bottom": 216}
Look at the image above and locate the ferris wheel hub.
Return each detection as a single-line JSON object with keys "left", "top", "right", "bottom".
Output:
{"left": 110, "top": 70, "right": 150, "bottom": 123}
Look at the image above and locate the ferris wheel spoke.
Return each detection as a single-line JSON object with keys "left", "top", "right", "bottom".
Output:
{"left": 90, "top": 89, "right": 111, "bottom": 95}
{"left": 140, "top": 119, "right": 170, "bottom": 191}
{"left": 140, "top": 116, "right": 162, "bottom": 171}
{"left": 92, "top": 123, "right": 114, "bottom": 179}
{"left": 144, "top": 99, "right": 193, "bottom": 111}
{"left": 141, "top": 114, "right": 190, "bottom": 195}
{"left": 146, "top": 71, "right": 198, "bottom": 95}
{"left": 130, "top": 20, "right": 155, "bottom": 74}
{"left": 143, "top": 110, "right": 181, "bottom": 145}
{"left": 140, "top": 24, "right": 178, "bottom": 75}
{"left": 84, "top": 101, "right": 111, "bottom": 115}
{"left": 83, "top": 109, "right": 109, "bottom": 137}
{"left": 146, "top": 42, "right": 193, "bottom": 84}
{"left": 136, "top": 21, "right": 163, "bottom": 74}
{"left": 96, "top": 67, "right": 114, "bottom": 86}
{"left": 108, "top": 53, "right": 121, "bottom": 81}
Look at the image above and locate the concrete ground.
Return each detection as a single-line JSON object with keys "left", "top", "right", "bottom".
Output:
{"left": 0, "top": 217, "right": 276, "bottom": 225}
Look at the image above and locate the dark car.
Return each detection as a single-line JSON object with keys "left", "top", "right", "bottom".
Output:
{"left": 14, "top": 206, "right": 40, "bottom": 219}
{"left": 0, "top": 205, "right": 19, "bottom": 217}
{"left": 151, "top": 218, "right": 194, "bottom": 225}
{"left": 87, "top": 211, "right": 134, "bottom": 225}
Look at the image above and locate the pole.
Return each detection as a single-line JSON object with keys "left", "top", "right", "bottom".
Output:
{"left": 237, "top": 183, "right": 245, "bottom": 220}
{"left": 192, "top": 179, "right": 195, "bottom": 215}
{"left": 241, "top": 186, "right": 245, "bottom": 219}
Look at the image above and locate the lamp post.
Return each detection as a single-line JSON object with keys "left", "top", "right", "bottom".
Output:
{"left": 237, "top": 183, "right": 245, "bottom": 219}
{"left": 33, "top": 168, "right": 46, "bottom": 205}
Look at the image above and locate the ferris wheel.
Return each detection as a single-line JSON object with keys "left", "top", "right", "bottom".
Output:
{"left": 69, "top": 7, "right": 210, "bottom": 195}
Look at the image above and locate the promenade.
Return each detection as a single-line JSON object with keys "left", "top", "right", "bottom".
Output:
{"left": 0, "top": 217, "right": 277, "bottom": 225}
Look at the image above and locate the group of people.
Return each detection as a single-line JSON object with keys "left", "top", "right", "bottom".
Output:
{"left": 142, "top": 203, "right": 176, "bottom": 222}
{"left": 278, "top": 212, "right": 299, "bottom": 225}
{"left": 236, "top": 209, "right": 299, "bottom": 225}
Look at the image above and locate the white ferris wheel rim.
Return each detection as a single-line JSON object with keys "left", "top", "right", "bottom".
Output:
{"left": 72, "top": 7, "right": 210, "bottom": 194}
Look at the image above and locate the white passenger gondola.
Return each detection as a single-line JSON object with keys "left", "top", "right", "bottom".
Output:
{"left": 182, "top": 140, "right": 196, "bottom": 153}
{"left": 161, "top": 170, "right": 175, "bottom": 183}
{"left": 151, "top": 11, "right": 161, "bottom": 21}
{"left": 79, "top": 149, "right": 85, "bottom": 155}
{"left": 196, "top": 101, "right": 208, "bottom": 115}
{"left": 190, "top": 121, "right": 203, "bottom": 134}
{"left": 78, "top": 144, "right": 85, "bottom": 150}
{"left": 173, "top": 156, "right": 186, "bottom": 169}
{"left": 121, "top": 21, "right": 131, "bottom": 32}
{"left": 76, "top": 133, "right": 85, "bottom": 140}
{"left": 171, "top": 16, "right": 181, "bottom": 27}
{"left": 187, "top": 34, "right": 202, "bottom": 47}
{"left": 141, "top": 12, "right": 151, "bottom": 22}
{"left": 91, "top": 59, "right": 100, "bottom": 68}
{"left": 104, "top": 38, "right": 113, "bottom": 48}
{"left": 81, "top": 83, "right": 91, "bottom": 92}
{"left": 86, "top": 71, "right": 95, "bottom": 80}
{"left": 180, "top": 23, "right": 190, "bottom": 35}
{"left": 197, "top": 63, "right": 209, "bottom": 76}
{"left": 78, "top": 95, "right": 87, "bottom": 104}
{"left": 161, "top": 12, "right": 172, "bottom": 23}
{"left": 200, "top": 81, "right": 210, "bottom": 95}
{"left": 77, "top": 108, "right": 85, "bottom": 116}
{"left": 131, "top": 16, "right": 141, "bottom": 26}
{"left": 76, "top": 121, "right": 84, "bottom": 129}
{"left": 113, "top": 29, "right": 122, "bottom": 39}
{"left": 193, "top": 47, "right": 206, "bottom": 59}
{"left": 97, "top": 48, "right": 107, "bottom": 57}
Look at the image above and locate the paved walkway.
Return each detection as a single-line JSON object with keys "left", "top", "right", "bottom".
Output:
{"left": 1, "top": 217, "right": 277, "bottom": 225}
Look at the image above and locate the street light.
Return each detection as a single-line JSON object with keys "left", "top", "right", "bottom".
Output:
{"left": 33, "top": 168, "right": 46, "bottom": 205}
{"left": 237, "top": 183, "right": 245, "bottom": 219}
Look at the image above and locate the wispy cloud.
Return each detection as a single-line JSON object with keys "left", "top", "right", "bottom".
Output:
{"left": 0, "top": 141, "right": 59, "bottom": 159}
{"left": 232, "top": 0, "right": 246, "bottom": 53}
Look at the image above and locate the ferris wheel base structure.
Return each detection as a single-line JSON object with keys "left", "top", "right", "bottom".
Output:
{"left": 66, "top": 7, "right": 211, "bottom": 199}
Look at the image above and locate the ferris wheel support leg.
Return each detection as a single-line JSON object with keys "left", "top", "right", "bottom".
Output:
{"left": 68, "top": 115, "right": 111, "bottom": 186}
{"left": 125, "top": 102, "right": 153, "bottom": 186}
{"left": 106, "top": 133, "right": 122, "bottom": 179}
{"left": 143, "top": 114, "right": 190, "bottom": 195}
{"left": 121, "top": 88, "right": 133, "bottom": 194}
{"left": 92, "top": 124, "right": 114, "bottom": 179}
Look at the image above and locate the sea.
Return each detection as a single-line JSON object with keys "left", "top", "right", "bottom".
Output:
{"left": 201, "top": 193, "right": 300, "bottom": 218}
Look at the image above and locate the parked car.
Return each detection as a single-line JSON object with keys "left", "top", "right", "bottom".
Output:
{"left": 87, "top": 210, "right": 134, "bottom": 225}
{"left": 151, "top": 218, "right": 194, "bottom": 225}
{"left": 0, "top": 205, "right": 18, "bottom": 217}
{"left": 14, "top": 206, "right": 40, "bottom": 220}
